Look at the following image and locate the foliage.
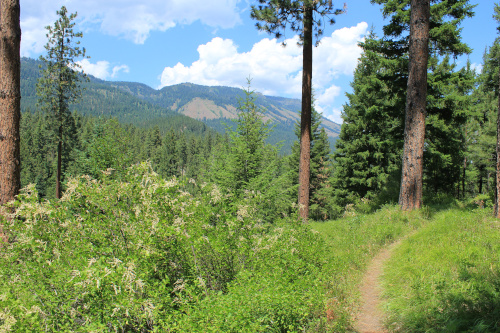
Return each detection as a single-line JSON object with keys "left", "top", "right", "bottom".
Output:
{"left": 250, "top": 0, "right": 344, "bottom": 45}
{"left": 207, "top": 81, "right": 293, "bottom": 222}
{"left": 0, "top": 162, "right": 325, "bottom": 332}
{"left": 288, "top": 104, "right": 333, "bottom": 220}
{"left": 331, "top": 31, "right": 403, "bottom": 214}
{"left": 382, "top": 208, "right": 500, "bottom": 332}
{"left": 36, "top": 6, "right": 88, "bottom": 198}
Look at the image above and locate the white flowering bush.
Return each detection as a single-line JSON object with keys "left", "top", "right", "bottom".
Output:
{"left": 0, "top": 162, "right": 327, "bottom": 332}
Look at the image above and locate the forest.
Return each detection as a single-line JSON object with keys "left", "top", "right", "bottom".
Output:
{"left": 1, "top": 0, "right": 500, "bottom": 332}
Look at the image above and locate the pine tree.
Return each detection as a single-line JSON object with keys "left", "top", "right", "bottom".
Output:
{"left": 0, "top": 0, "right": 21, "bottom": 207}
{"left": 367, "top": 0, "right": 474, "bottom": 209}
{"left": 398, "top": 0, "right": 430, "bottom": 211}
{"left": 468, "top": 46, "right": 498, "bottom": 197}
{"left": 494, "top": 2, "right": 500, "bottom": 217}
{"left": 425, "top": 56, "right": 476, "bottom": 195}
{"left": 251, "top": 0, "right": 344, "bottom": 221}
{"left": 36, "top": 6, "right": 87, "bottom": 199}
{"left": 289, "top": 103, "right": 332, "bottom": 219}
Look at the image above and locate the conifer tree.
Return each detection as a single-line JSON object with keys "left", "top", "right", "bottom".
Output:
{"left": 332, "top": 32, "right": 403, "bottom": 211}
{"left": 289, "top": 103, "right": 332, "bottom": 219}
{"left": 469, "top": 46, "right": 498, "bottom": 196}
{"left": 494, "top": 2, "right": 500, "bottom": 217}
{"left": 251, "top": 0, "right": 344, "bottom": 221}
{"left": 398, "top": 0, "right": 430, "bottom": 211}
{"left": 37, "top": 6, "right": 87, "bottom": 199}
{"left": 367, "top": 0, "right": 474, "bottom": 209}
{"left": 0, "top": 0, "right": 21, "bottom": 207}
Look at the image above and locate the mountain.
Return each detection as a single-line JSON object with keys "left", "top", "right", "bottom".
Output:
{"left": 20, "top": 58, "right": 341, "bottom": 152}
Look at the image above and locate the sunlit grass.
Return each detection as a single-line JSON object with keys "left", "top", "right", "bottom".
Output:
{"left": 310, "top": 205, "right": 427, "bottom": 331}
{"left": 381, "top": 208, "right": 500, "bottom": 332}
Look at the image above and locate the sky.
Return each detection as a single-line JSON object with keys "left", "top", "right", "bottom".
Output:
{"left": 20, "top": 0, "right": 498, "bottom": 124}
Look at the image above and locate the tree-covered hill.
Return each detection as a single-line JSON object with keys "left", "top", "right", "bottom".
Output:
{"left": 20, "top": 58, "right": 340, "bottom": 152}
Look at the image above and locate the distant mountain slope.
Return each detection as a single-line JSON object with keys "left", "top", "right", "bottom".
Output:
{"left": 21, "top": 58, "right": 341, "bottom": 152}
{"left": 109, "top": 81, "right": 341, "bottom": 140}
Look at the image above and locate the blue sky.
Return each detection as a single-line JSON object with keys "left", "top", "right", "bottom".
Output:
{"left": 20, "top": 0, "right": 497, "bottom": 124}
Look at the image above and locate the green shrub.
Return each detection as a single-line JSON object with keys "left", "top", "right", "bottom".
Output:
{"left": 0, "top": 162, "right": 329, "bottom": 332}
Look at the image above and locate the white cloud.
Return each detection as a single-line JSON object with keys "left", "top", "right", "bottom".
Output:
{"left": 325, "top": 108, "right": 343, "bottom": 125}
{"left": 20, "top": 0, "right": 242, "bottom": 55}
{"left": 471, "top": 62, "right": 483, "bottom": 74}
{"left": 159, "top": 22, "right": 368, "bottom": 123}
{"left": 75, "top": 59, "right": 130, "bottom": 80}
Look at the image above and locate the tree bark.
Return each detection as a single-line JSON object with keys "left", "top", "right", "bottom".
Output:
{"left": 298, "top": 6, "right": 313, "bottom": 222}
{"left": 398, "top": 0, "right": 430, "bottom": 211}
{"left": 0, "top": 0, "right": 21, "bottom": 207}
{"left": 495, "top": 56, "right": 500, "bottom": 218}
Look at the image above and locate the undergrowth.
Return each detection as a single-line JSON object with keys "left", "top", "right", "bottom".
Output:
{"left": 381, "top": 208, "right": 500, "bottom": 333}
{"left": 0, "top": 163, "right": 430, "bottom": 332}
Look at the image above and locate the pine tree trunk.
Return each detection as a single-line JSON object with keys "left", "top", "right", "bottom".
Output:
{"left": 495, "top": 56, "right": 500, "bottom": 218}
{"left": 56, "top": 137, "right": 62, "bottom": 199}
{"left": 398, "top": 0, "right": 430, "bottom": 211}
{"left": 298, "top": 6, "right": 313, "bottom": 222}
{"left": 0, "top": 0, "right": 21, "bottom": 207}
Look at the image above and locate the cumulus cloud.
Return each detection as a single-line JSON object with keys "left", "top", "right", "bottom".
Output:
{"left": 20, "top": 0, "right": 242, "bottom": 56}
{"left": 75, "top": 59, "right": 130, "bottom": 80}
{"left": 471, "top": 62, "right": 483, "bottom": 74}
{"left": 159, "top": 22, "right": 368, "bottom": 123}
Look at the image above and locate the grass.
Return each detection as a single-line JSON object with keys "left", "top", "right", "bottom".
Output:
{"left": 310, "top": 205, "right": 428, "bottom": 331}
{"left": 381, "top": 208, "right": 500, "bottom": 332}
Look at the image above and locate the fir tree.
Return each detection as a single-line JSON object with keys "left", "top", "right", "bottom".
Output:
{"left": 332, "top": 32, "right": 403, "bottom": 212}
{"left": 494, "top": 2, "right": 500, "bottom": 217}
{"left": 36, "top": 6, "right": 88, "bottom": 199}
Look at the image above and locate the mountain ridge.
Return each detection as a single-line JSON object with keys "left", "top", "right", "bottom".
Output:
{"left": 20, "top": 58, "right": 340, "bottom": 152}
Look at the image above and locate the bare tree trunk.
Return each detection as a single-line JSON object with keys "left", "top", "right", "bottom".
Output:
{"left": 0, "top": 0, "right": 21, "bottom": 205}
{"left": 0, "top": 0, "right": 21, "bottom": 244}
{"left": 398, "top": 0, "right": 430, "bottom": 211}
{"left": 298, "top": 6, "right": 313, "bottom": 222}
{"left": 56, "top": 136, "right": 62, "bottom": 199}
{"left": 495, "top": 56, "right": 500, "bottom": 218}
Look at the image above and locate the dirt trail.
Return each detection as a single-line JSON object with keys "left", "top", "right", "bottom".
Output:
{"left": 354, "top": 239, "right": 403, "bottom": 333}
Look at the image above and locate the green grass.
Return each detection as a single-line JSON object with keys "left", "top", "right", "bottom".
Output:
{"left": 381, "top": 208, "right": 500, "bottom": 332}
{"left": 310, "top": 205, "right": 427, "bottom": 331}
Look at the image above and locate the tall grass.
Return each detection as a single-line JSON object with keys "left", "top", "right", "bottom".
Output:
{"left": 381, "top": 208, "right": 500, "bottom": 332}
{"left": 310, "top": 205, "right": 427, "bottom": 331}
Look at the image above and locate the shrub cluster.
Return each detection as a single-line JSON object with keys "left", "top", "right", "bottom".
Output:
{"left": 0, "top": 162, "right": 326, "bottom": 332}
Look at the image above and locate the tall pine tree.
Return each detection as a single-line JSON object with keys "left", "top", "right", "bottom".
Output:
{"left": 251, "top": 0, "right": 344, "bottom": 221}
{"left": 37, "top": 6, "right": 87, "bottom": 199}
{"left": 0, "top": 0, "right": 21, "bottom": 207}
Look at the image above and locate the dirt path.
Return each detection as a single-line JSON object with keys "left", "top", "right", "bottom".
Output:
{"left": 354, "top": 239, "right": 403, "bottom": 333}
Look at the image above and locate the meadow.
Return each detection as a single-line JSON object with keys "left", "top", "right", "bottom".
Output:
{"left": 0, "top": 165, "right": 497, "bottom": 332}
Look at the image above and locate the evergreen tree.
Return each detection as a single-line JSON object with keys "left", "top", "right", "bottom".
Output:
{"left": 494, "top": 2, "right": 500, "bottom": 217}
{"left": 20, "top": 111, "right": 56, "bottom": 197}
{"left": 36, "top": 6, "right": 87, "bottom": 199}
{"left": 398, "top": 0, "right": 430, "bottom": 211}
{"left": 0, "top": 0, "right": 21, "bottom": 207}
{"left": 289, "top": 103, "right": 332, "bottom": 220}
{"left": 332, "top": 32, "right": 403, "bottom": 212}
{"left": 251, "top": 0, "right": 344, "bottom": 221}
{"left": 212, "top": 80, "right": 274, "bottom": 193}
{"left": 425, "top": 56, "right": 476, "bottom": 195}
{"left": 468, "top": 46, "right": 498, "bottom": 196}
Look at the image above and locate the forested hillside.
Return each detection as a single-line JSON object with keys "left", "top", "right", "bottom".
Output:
{"left": 3, "top": 1, "right": 500, "bottom": 332}
{"left": 20, "top": 58, "right": 340, "bottom": 152}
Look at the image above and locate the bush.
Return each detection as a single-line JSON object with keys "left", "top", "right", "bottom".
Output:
{"left": 0, "top": 162, "right": 327, "bottom": 332}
